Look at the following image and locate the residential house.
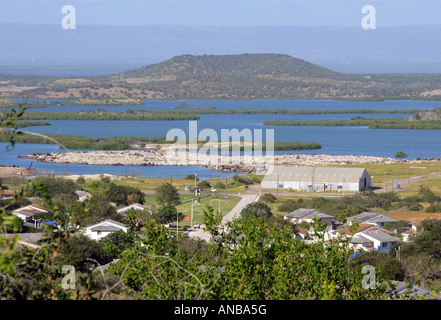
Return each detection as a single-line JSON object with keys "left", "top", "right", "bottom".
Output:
{"left": 401, "top": 221, "right": 421, "bottom": 242}
{"left": 12, "top": 204, "right": 51, "bottom": 223}
{"left": 335, "top": 223, "right": 400, "bottom": 251}
{"left": 357, "top": 229, "right": 401, "bottom": 251}
{"left": 82, "top": 219, "right": 129, "bottom": 241}
{"left": 283, "top": 208, "right": 334, "bottom": 227}
{"left": 116, "top": 203, "right": 151, "bottom": 214}
{"left": 390, "top": 281, "right": 441, "bottom": 300}
{"left": 346, "top": 212, "right": 396, "bottom": 228}
{"left": 75, "top": 190, "right": 93, "bottom": 202}
{"left": 1, "top": 189, "right": 15, "bottom": 200}
{"left": 116, "top": 203, "right": 151, "bottom": 231}
{"left": 1, "top": 233, "right": 44, "bottom": 250}
{"left": 261, "top": 166, "right": 371, "bottom": 192}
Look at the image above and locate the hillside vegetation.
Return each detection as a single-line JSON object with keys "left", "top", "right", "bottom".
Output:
{"left": 1, "top": 54, "right": 441, "bottom": 100}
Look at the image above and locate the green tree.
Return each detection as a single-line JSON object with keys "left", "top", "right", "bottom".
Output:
{"left": 154, "top": 203, "right": 180, "bottom": 225}
{"left": 102, "top": 230, "right": 135, "bottom": 258}
{"left": 260, "top": 193, "right": 277, "bottom": 203}
{"left": 418, "top": 185, "right": 441, "bottom": 204}
{"left": 56, "top": 235, "right": 113, "bottom": 272}
{"left": 240, "top": 201, "right": 273, "bottom": 220}
{"left": 197, "top": 180, "right": 211, "bottom": 189}
{"left": 395, "top": 151, "right": 408, "bottom": 158}
{"left": 76, "top": 176, "right": 86, "bottom": 184}
{"left": 412, "top": 218, "right": 441, "bottom": 258}
{"left": 103, "top": 182, "right": 145, "bottom": 206}
{"left": 155, "top": 183, "right": 181, "bottom": 206}
{"left": 70, "top": 194, "right": 121, "bottom": 227}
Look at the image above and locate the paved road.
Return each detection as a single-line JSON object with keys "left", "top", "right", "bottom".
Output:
{"left": 188, "top": 194, "right": 258, "bottom": 242}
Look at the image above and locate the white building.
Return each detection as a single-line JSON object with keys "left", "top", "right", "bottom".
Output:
{"left": 12, "top": 204, "right": 51, "bottom": 223}
{"left": 355, "top": 229, "right": 401, "bottom": 251}
{"left": 83, "top": 219, "right": 129, "bottom": 241}
{"left": 261, "top": 166, "right": 371, "bottom": 192}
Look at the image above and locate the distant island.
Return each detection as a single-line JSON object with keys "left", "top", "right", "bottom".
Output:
{"left": 0, "top": 54, "right": 440, "bottom": 100}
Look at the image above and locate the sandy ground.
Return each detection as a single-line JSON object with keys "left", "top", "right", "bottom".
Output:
{"left": 0, "top": 165, "right": 37, "bottom": 178}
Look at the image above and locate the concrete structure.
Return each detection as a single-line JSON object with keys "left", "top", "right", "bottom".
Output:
{"left": 83, "top": 219, "right": 129, "bottom": 241}
{"left": 261, "top": 166, "right": 371, "bottom": 192}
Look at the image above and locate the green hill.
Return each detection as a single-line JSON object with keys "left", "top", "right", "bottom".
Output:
{"left": 113, "top": 53, "right": 348, "bottom": 81}
{"left": 2, "top": 53, "right": 441, "bottom": 100}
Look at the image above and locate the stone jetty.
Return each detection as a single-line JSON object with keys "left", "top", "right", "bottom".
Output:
{"left": 17, "top": 148, "right": 412, "bottom": 173}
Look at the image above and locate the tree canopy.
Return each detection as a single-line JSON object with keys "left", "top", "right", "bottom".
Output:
{"left": 155, "top": 183, "right": 181, "bottom": 206}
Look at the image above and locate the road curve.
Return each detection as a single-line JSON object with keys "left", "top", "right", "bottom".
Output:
{"left": 188, "top": 194, "right": 258, "bottom": 241}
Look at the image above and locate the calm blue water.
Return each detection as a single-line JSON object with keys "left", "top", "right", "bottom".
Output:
{"left": 3, "top": 99, "right": 441, "bottom": 177}
{"left": 12, "top": 98, "right": 441, "bottom": 112}
{"left": 0, "top": 143, "right": 237, "bottom": 179}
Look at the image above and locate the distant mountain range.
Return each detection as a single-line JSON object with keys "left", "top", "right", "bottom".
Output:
{"left": 1, "top": 23, "right": 441, "bottom": 74}
{"left": 1, "top": 53, "right": 441, "bottom": 100}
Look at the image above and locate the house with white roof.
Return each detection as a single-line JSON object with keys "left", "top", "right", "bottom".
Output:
{"left": 12, "top": 204, "right": 51, "bottom": 223}
{"left": 116, "top": 203, "right": 151, "bottom": 214}
{"left": 356, "top": 229, "right": 401, "bottom": 251}
{"left": 334, "top": 223, "right": 400, "bottom": 252}
{"left": 83, "top": 219, "right": 129, "bottom": 241}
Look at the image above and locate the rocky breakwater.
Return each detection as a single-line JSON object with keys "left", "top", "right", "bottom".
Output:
{"left": 18, "top": 149, "right": 410, "bottom": 173}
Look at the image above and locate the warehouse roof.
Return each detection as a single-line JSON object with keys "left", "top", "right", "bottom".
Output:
{"left": 262, "top": 166, "right": 368, "bottom": 183}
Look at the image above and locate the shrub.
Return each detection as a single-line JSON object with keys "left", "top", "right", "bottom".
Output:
{"left": 260, "top": 193, "right": 277, "bottom": 203}
{"left": 395, "top": 151, "right": 408, "bottom": 158}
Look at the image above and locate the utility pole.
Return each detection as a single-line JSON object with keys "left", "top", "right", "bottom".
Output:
{"left": 195, "top": 169, "right": 198, "bottom": 188}
{"left": 225, "top": 177, "right": 228, "bottom": 202}
{"left": 191, "top": 199, "right": 194, "bottom": 227}
{"left": 276, "top": 174, "right": 279, "bottom": 195}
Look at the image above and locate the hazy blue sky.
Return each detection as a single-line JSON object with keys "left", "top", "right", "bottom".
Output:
{"left": 0, "top": 0, "right": 440, "bottom": 27}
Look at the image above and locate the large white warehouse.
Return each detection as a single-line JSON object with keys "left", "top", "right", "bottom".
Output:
{"left": 261, "top": 166, "right": 371, "bottom": 192}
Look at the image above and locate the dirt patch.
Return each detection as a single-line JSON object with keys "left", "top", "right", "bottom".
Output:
{"left": 0, "top": 165, "right": 37, "bottom": 178}
{"left": 386, "top": 210, "right": 441, "bottom": 222}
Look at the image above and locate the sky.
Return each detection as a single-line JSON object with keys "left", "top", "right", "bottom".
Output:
{"left": 0, "top": 0, "right": 441, "bottom": 27}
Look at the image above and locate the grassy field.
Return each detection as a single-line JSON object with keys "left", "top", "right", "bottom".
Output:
{"left": 143, "top": 192, "right": 241, "bottom": 229}
{"left": 110, "top": 174, "right": 261, "bottom": 193}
